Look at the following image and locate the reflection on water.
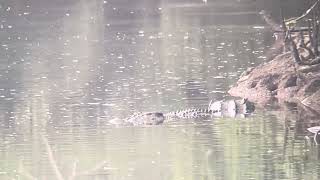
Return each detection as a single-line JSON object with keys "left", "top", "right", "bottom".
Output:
{"left": 0, "top": 0, "right": 320, "bottom": 179}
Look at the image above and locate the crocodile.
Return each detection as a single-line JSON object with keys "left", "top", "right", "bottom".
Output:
{"left": 120, "top": 98, "right": 255, "bottom": 126}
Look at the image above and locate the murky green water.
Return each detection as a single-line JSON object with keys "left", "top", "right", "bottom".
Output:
{"left": 1, "top": 0, "right": 320, "bottom": 179}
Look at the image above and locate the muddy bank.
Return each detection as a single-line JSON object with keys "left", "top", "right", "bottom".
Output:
{"left": 229, "top": 6, "right": 320, "bottom": 111}
{"left": 228, "top": 51, "right": 320, "bottom": 111}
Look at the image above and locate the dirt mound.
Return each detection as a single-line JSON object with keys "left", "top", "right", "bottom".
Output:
{"left": 229, "top": 52, "right": 320, "bottom": 111}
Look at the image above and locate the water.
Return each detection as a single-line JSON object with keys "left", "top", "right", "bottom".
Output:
{"left": 1, "top": 0, "right": 320, "bottom": 179}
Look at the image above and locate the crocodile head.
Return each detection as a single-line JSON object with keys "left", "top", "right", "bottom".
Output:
{"left": 240, "top": 98, "right": 255, "bottom": 114}
{"left": 142, "top": 112, "right": 165, "bottom": 125}
{"left": 208, "top": 98, "right": 255, "bottom": 117}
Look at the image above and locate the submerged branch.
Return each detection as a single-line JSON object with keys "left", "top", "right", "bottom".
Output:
{"left": 41, "top": 134, "right": 65, "bottom": 180}
{"left": 18, "top": 160, "right": 37, "bottom": 180}
{"left": 68, "top": 160, "right": 78, "bottom": 180}
{"left": 75, "top": 161, "right": 108, "bottom": 176}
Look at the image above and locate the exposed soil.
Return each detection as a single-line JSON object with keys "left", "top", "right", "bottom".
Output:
{"left": 228, "top": 51, "right": 320, "bottom": 111}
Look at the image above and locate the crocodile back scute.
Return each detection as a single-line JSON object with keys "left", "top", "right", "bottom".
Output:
{"left": 164, "top": 108, "right": 212, "bottom": 119}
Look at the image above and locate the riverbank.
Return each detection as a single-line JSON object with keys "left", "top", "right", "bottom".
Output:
{"left": 228, "top": 48, "right": 320, "bottom": 111}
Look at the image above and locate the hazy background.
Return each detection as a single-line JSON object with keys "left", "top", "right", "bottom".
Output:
{"left": 0, "top": 0, "right": 319, "bottom": 179}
